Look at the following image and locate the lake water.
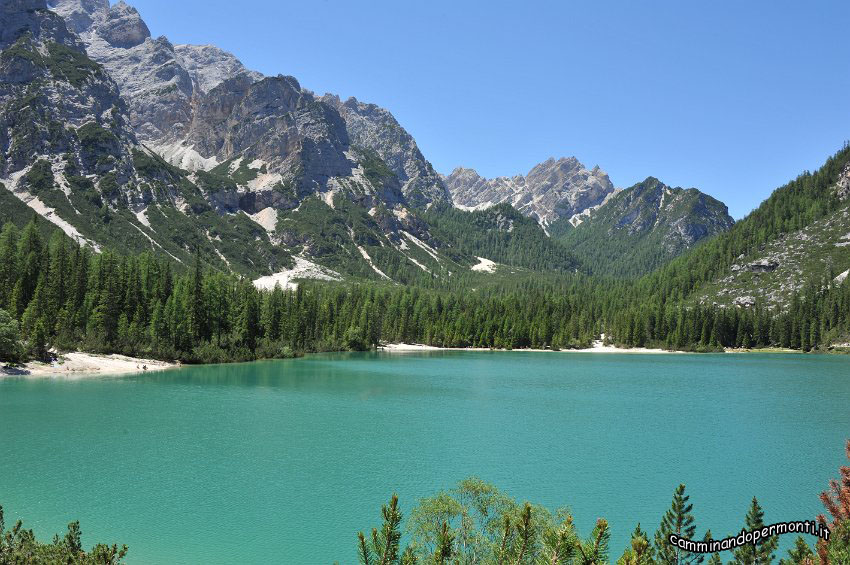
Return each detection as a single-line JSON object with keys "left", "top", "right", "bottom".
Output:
{"left": 1, "top": 351, "right": 848, "bottom": 563}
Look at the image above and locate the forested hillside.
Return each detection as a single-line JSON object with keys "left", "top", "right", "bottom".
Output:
{"left": 634, "top": 144, "right": 850, "bottom": 305}
{"left": 424, "top": 203, "right": 580, "bottom": 273}
{"left": 2, "top": 201, "right": 849, "bottom": 366}
{"left": 0, "top": 1, "right": 849, "bottom": 368}
{"left": 553, "top": 177, "right": 734, "bottom": 278}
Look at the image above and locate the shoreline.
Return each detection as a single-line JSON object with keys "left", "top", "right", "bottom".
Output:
{"left": 1, "top": 352, "right": 178, "bottom": 378}
{"left": 1, "top": 343, "right": 815, "bottom": 380}
{"left": 379, "top": 343, "right": 810, "bottom": 354}
{"left": 378, "top": 341, "right": 680, "bottom": 354}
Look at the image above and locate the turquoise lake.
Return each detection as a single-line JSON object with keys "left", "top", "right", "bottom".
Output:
{"left": 1, "top": 351, "right": 848, "bottom": 563}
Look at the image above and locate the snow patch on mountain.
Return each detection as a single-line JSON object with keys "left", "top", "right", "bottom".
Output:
{"left": 471, "top": 257, "right": 497, "bottom": 273}
{"left": 135, "top": 208, "right": 150, "bottom": 227}
{"left": 402, "top": 232, "right": 441, "bottom": 263}
{"left": 247, "top": 207, "right": 278, "bottom": 232}
{"left": 152, "top": 141, "right": 218, "bottom": 171}
{"left": 253, "top": 257, "right": 342, "bottom": 291}
{"left": 357, "top": 245, "right": 390, "bottom": 280}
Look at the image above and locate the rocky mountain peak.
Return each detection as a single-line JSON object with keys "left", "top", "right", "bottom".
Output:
{"left": 446, "top": 157, "right": 615, "bottom": 226}
{"left": 3, "top": 0, "right": 46, "bottom": 11}
{"left": 2, "top": 0, "right": 79, "bottom": 47}
{"left": 0, "top": 0, "right": 137, "bottom": 200}
{"left": 174, "top": 43, "right": 263, "bottom": 94}
{"left": 322, "top": 93, "right": 451, "bottom": 207}
{"left": 97, "top": 0, "right": 149, "bottom": 48}
{"left": 45, "top": 0, "right": 107, "bottom": 33}
{"left": 600, "top": 177, "right": 732, "bottom": 241}
{"left": 530, "top": 156, "right": 579, "bottom": 173}
{"left": 448, "top": 167, "right": 484, "bottom": 182}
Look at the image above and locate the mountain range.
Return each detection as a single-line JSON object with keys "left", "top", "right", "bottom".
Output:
{"left": 5, "top": 0, "right": 844, "bottom": 309}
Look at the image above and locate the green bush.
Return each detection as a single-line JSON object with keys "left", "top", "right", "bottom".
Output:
{"left": 0, "top": 504, "right": 128, "bottom": 564}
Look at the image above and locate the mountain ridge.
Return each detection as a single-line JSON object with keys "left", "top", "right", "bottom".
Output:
{"left": 553, "top": 176, "right": 735, "bottom": 277}
{"left": 0, "top": 0, "right": 771, "bottom": 295}
{"left": 444, "top": 157, "right": 616, "bottom": 227}
{"left": 1, "top": 0, "right": 466, "bottom": 285}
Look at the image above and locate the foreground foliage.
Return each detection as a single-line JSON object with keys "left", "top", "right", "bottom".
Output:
{"left": 0, "top": 506, "right": 127, "bottom": 564}
{"left": 355, "top": 441, "right": 850, "bottom": 564}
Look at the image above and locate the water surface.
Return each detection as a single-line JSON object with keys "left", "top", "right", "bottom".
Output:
{"left": 1, "top": 352, "right": 847, "bottom": 563}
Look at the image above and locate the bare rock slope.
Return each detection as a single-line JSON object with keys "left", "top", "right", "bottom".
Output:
{"left": 444, "top": 157, "right": 616, "bottom": 227}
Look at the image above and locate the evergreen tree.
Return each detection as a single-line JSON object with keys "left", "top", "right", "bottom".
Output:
{"left": 823, "top": 519, "right": 850, "bottom": 565}
{"left": 0, "top": 223, "right": 20, "bottom": 310}
{"left": 730, "top": 497, "right": 777, "bottom": 564}
{"left": 0, "top": 308, "right": 21, "bottom": 362}
{"left": 431, "top": 521, "right": 454, "bottom": 565}
{"left": 576, "top": 518, "right": 611, "bottom": 565}
{"left": 778, "top": 536, "right": 814, "bottom": 564}
{"left": 0, "top": 503, "right": 128, "bottom": 563}
{"left": 655, "top": 484, "right": 699, "bottom": 565}
{"left": 356, "top": 494, "right": 414, "bottom": 565}
{"left": 28, "top": 318, "right": 49, "bottom": 361}
{"left": 818, "top": 440, "right": 850, "bottom": 563}
{"left": 618, "top": 523, "right": 656, "bottom": 564}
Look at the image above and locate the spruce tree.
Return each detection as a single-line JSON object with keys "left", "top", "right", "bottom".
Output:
{"left": 655, "top": 484, "right": 699, "bottom": 565}
{"left": 0, "top": 222, "right": 19, "bottom": 310}
{"left": 731, "top": 497, "right": 777, "bottom": 564}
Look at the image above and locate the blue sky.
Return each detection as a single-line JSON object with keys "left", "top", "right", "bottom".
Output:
{"left": 126, "top": 0, "right": 850, "bottom": 218}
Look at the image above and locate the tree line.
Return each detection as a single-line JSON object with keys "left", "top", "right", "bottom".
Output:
{"left": 1, "top": 215, "right": 849, "bottom": 365}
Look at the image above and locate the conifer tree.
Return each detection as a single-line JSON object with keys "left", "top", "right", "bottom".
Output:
{"left": 432, "top": 521, "right": 454, "bottom": 564}
{"left": 356, "top": 494, "right": 411, "bottom": 565}
{"left": 730, "top": 497, "right": 777, "bottom": 564}
{"left": 618, "top": 523, "right": 655, "bottom": 564}
{"left": 544, "top": 515, "right": 579, "bottom": 565}
{"left": 0, "top": 222, "right": 19, "bottom": 310}
{"left": 512, "top": 502, "right": 535, "bottom": 564}
{"left": 823, "top": 519, "right": 850, "bottom": 564}
{"left": 778, "top": 537, "right": 814, "bottom": 564}
{"left": 576, "top": 518, "right": 610, "bottom": 565}
{"left": 0, "top": 308, "right": 21, "bottom": 362}
{"left": 655, "top": 484, "right": 699, "bottom": 565}
{"left": 28, "top": 318, "right": 48, "bottom": 361}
